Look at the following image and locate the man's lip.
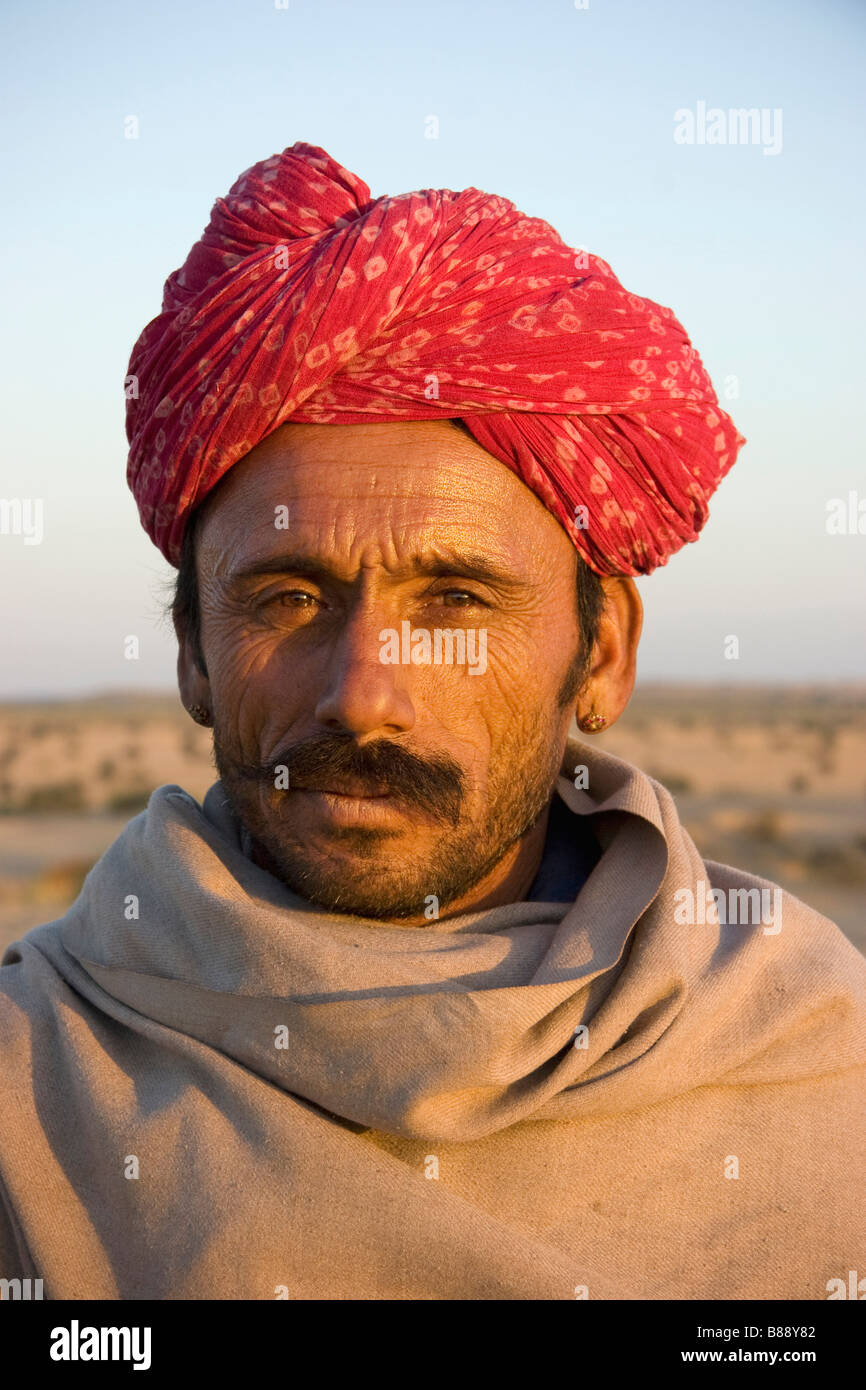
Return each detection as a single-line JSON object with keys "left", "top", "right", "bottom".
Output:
{"left": 291, "top": 781, "right": 393, "bottom": 799}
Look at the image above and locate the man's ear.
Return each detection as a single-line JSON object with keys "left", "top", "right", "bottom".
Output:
{"left": 175, "top": 627, "right": 212, "bottom": 718}
{"left": 576, "top": 577, "right": 643, "bottom": 730}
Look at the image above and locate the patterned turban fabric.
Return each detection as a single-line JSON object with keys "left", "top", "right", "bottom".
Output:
{"left": 126, "top": 141, "right": 745, "bottom": 574}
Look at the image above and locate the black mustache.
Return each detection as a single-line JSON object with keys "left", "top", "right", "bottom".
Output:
{"left": 230, "top": 733, "right": 465, "bottom": 826}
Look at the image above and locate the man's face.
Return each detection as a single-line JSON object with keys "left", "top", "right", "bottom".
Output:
{"left": 184, "top": 420, "right": 608, "bottom": 921}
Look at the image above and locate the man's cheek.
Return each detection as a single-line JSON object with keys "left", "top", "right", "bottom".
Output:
{"left": 464, "top": 643, "right": 536, "bottom": 731}
{"left": 209, "top": 646, "right": 295, "bottom": 743}
{"left": 206, "top": 627, "right": 302, "bottom": 712}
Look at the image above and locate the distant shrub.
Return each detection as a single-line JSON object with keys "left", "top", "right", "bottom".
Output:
{"left": 745, "top": 809, "right": 784, "bottom": 845}
{"left": 20, "top": 781, "right": 86, "bottom": 813}
{"left": 789, "top": 774, "right": 810, "bottom": 794}
{"left": 34, "top": 859, "right": 94, "bottom": 900}
{"left": 803, "top": 843, "right": 866, "bottom": 886}
{"left": 106, "top": 788, "right": 152, "bottom": 814}
{"left": 647, "top": 769, "right": 694, "bottom": 796}
{"left": 97, "top": 759, "right": 117, "bottom": 780}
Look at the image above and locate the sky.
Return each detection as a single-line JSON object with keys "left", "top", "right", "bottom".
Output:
{"left": 1, "top": 0, "right": 864, "bottom": 696}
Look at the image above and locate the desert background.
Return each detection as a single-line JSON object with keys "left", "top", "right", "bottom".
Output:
{"left": 0, "top": 683, "right": 862, "bottom": 955}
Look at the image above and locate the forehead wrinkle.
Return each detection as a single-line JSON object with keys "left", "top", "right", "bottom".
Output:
{"left": 196, "top": 433, "right": 564, "bottom": 586}
{"left": 215, "top": 433, "right": 525, "bottom": 507}
{"left": 218, "top": 538, "right": 530, "bottom": 592}
{"left": 204, "top": 509, "right": 552, "bottom": 598}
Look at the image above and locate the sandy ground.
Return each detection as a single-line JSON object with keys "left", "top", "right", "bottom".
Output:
{"left": 0, "top": 685, "right": 863, "bottom": 954}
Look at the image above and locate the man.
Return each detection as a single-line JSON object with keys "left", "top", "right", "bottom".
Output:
{"left": 0, "top": 143, "right": 863, "bottom": 1301}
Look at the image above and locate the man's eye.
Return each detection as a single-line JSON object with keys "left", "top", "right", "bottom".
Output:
{"left": 269, "top": 589, "right": 319, "bottom": 608}
{"left": 438, "top": 589, "right": 486, "bottom": 607}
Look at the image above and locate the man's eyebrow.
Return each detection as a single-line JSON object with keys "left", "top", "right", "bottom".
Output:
{"left": 226, "top": 549, "right": 525, "bottom": 588}
{"left": 228, "top": 553, "right": 341, "bottom": 585}
{"left": 411, "top": 550, "right": 524, "bottom": 588}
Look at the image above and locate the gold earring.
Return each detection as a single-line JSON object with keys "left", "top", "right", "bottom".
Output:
{"left": 578, "top": 711, "right": 607, "bottom": 733}
{"left": 188, "top": 704, "right": 212, "bottom": 727}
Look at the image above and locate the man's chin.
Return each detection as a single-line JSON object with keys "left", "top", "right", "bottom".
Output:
{"left": 260, "top": 854, "right": 442, "bottom": 922}
{"left": 245, "top": 827, "right": 446, "bottom": 919}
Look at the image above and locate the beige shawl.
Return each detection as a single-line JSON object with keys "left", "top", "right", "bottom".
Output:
{"left": 1, "top": 738, "right": 864, "bottom": 1300}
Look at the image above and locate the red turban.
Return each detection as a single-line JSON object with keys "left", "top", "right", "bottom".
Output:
{"left": 126, "top": 142, "right": 745, "bottom": 574}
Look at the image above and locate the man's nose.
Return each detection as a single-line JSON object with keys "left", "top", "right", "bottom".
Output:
{"left": 313, "top": 607, "right": 416, "bottom": 737}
